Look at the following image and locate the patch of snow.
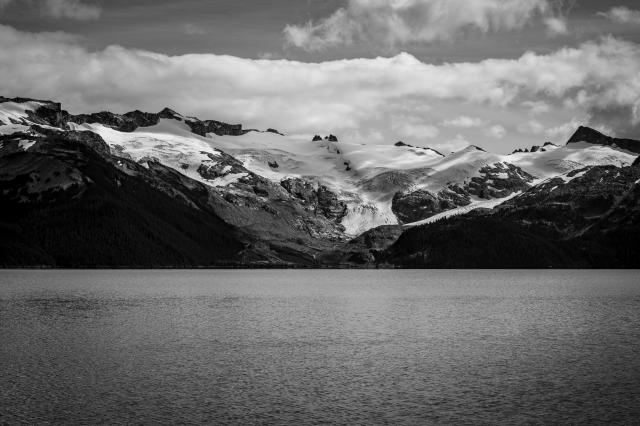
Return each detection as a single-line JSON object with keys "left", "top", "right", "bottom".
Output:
{"left": 18, "top": 140, "right": 36, "bottom": 151}
{"left": 0, "top": 101, "right": 46, "bottom": 135}
{"left": 69, "top": 119, "right": 223, "bottom": 186}
{"left": 0, "top": 101, "right": 43, "bottom": 121}
{"left": 341, "top": 200, "right": 398, "bottom": 236}
{"left": 559, "top": 169, "right": 589, "bottom": 183}
{"left": 405, "top": 192, "right": 522, "bottom": 227}
{"left": 510, "top": 144, "right": 635, "bottom": 180}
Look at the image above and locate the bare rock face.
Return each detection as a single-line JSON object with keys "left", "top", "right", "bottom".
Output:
{"left": 567, "top": 126, "right": 640, "bottom": 154}
{"left": 317, "top": 185, "right": 347, "bottom": 221}
{"left": 632, "top": 156, "right": 640, "bottom": 167}
{"left": 280, "top": 178, "right": 347, "bottom": 222}
{"left": 392, "top": 162, "right": 534, "bottom": 223}
{"left": 197, "top": 153, "right": 245, "bottom": 180}
{"left": 30, "top": 102, "right": 68, "bottom": 127}
{"left": 512, "top": 142, "right": 557, "bottom": 154}
{"left": 392, "top": 188, "right": 471, "bottom": 224}
{"left": 70, "top": 111, "right": 151, "bottom": 132}
{"left": 70, "top": 107, "right": 246, "bottom": 136}
{"left": 467, "top": 163, "right": 535, "bottom": 199}
{"left": 281, "top": 177, "right": 317, "bottom": 204}
{"left": 185, "top": 119, "right": 244, "bottom": 137}
{"left": 30, "top": 125, "right": 111, "bottom": 156}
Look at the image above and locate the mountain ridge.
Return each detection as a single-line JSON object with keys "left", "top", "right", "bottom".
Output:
{"left": 567, "top": 126, "right": 640, "bottom": 154}
{"left": 1, "top": 96, "right": 639, "bottom": 268}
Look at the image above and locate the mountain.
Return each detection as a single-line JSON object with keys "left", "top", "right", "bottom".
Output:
{"left": 567, "top": 126, "right": 640, "bottom": 154}
{"left": 382, "top": 161, "right": 640, "bottom": 268}
{"left": 1, "top": 96, "right": 639, "bottom": 267}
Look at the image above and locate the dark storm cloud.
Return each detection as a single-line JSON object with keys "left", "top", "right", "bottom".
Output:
{"left": 1, "top": 0, "right": 639, "bottom": 61}
{"left": 0, "top": 0, "right": 101, "bottom": 20}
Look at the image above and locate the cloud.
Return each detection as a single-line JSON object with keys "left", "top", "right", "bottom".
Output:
{"left": 44, "top": 0, "right": 101, "bottom": 19}
{"left": 544, "top": 16, "right": 568, "bottom": 36}
{"left": 517, "top": 120, "right": 545, "bottom": 135}
{"left": 522, "top": 100, "right": 551, "bottom": 115}
{"left": 598, "top": 6, "right": 640, "bottom": 25}
{"left": 284, "top": 0, "right": 565, "bottom": 51}
{"left": 444, "top": 134, "right": 472, "bottom": 152}
{"left": 1, "top": 25, "right": 640, "bottom": 151}
{"left": 485, "top": 125, "right": 507, "bottom": 139}
{"left": 392, "top": 121, "right": 440, "bottom": 139}
{"left": 0, "top": 0, "right": 101, "bottom": 19}
{"left": 183, "top": 23, "right": 207, "bottom": 36}
{"left": 442, "top": 116, "right": 486, "bottom": 128}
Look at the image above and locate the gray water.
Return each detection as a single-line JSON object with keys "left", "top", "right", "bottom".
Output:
{"left": 1, "top": 270, "right": 639, "bottom": 425}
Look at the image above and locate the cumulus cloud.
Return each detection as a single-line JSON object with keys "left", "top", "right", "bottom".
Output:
{"left": 544, "top": 17, "right": 569, "bottom": 36}
{"left": 392, "top": 121, "right": 440, "bottom": 139}
{"left": 1, "top": 25, "right": 640, "bottom": 151}
{"left": 485, "top": 125, "right": 507, "bottom": 139}
{"left": 517, "top": 120, "right": 545, "bottom": 135}
{"left": 0, "top": 0, "right": 101, "bottom": 19}
{"left": 598, "top": 6, "right": 640, "bottom": 25}
{"left": 443, "top": 116, "right": 486, "bottom": 128}
{"left": 43, "top": 0, "right": 101, "bottom": 19}
{"left": 522, "top": 100, "right": 551, "bottom": 115}
{"left": 183, "top": 23, "right": 207, "bottom": 36}
{"left": 284, "top": 0, "right": 569, "bottom": 51}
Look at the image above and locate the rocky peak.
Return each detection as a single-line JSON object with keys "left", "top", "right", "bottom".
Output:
{"left": 567, "top": 126, "right": 640, "bottom": 154}
{"left": 70, "top": 110, "right": 154, "bottom": 132}
{"left": 32, "top": 102, "right": 67, "bottom": 127}
{"left": 0, "top": 97, "right": 68, "bottom": 128}
{"left": 394, "top": 141, "right": 445, "bottom": 156}
{"left": 280, "top": 177, "right": 347, "bottom": 222}
{"left": 568, "top": 126, "right": 610, "bottom": 145}
{"left": 31, "top": 125, "right": 111, "bottom": 156}
{"left": 158, "top": 107, "right": 182, "bottom": 120}
{"left": 511, "top": 142, "right": 557, "bottom": 155}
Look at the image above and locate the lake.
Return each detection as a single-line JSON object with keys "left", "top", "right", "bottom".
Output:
{"left": 1, "top": 270, "right": 639, "bottom": 424}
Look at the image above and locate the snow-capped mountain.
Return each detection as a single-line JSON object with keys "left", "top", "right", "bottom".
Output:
{"left": 1, "top": 96, "right": 638, "bottom": 267}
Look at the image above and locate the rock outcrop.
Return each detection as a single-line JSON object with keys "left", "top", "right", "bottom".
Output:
{"left": 512, "top": 142, "right": 557, "bottom": 154}
{"left": 280, "top": 177, "right": 347, "bottom": 222}
{"left": 71, "top": 107, "right": 246, "bottom": 137}
{"left": 392, "top": 162, "right": 534, "bottom": 223}
{"left": 567, "top": 126, "right": 640, "bottom": 154}
{"left": 392, "top": 189, "right": 470, "bottom": 224}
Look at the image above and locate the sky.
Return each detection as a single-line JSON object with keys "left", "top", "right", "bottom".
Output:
{"left": 1, "top": 0, "right": 640, "bottom": 153}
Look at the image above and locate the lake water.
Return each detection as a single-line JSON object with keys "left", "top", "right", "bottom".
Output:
{"left": 1, "top": 270, "right": 639, "bottom": 424}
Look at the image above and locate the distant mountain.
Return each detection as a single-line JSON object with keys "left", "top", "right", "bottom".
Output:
{"left": 381, "top": 162, "right": 640, "bottom": 268}
{"left": 1, "top": 96, "right": 638, "bottom": 267}
{"left": 567, "top": 126, "right": 640, "bottom": 154}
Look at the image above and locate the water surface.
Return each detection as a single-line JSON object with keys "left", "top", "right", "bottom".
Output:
{"left": 1, "top": 270, "right": 639, "bottom": 424}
